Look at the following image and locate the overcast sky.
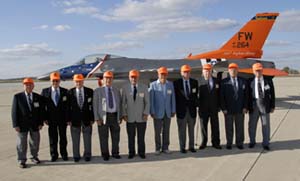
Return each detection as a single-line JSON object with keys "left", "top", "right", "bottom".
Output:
{"left": 1, "top": 0, "right": 300, "bottom": 78}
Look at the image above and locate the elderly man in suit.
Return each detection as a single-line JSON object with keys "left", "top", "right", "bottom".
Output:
{"left": 248, "top": 63, "right": 275, "bottom": 150}
{"left": 174, "top": 64, "right": 198, "bottom": 153}
{"left": 68, "top": 74, "right": 94, "bottom": 162}
{"left": 93, "top": 71, "right": 122, "bottom": 161}
{"left": 198, "top": 64, "right": 222, "bottom": 150}
{"left": 121, "top": 69, "right": 150, "bottom": 159}
{"left": 11, "top": 78, "right": 44, "bottom": 168}
{"left": 149, "top": 67, "right": 176, "bottom": 155}
{"left": 220, "top": 63, "right": 249, "bottom": 150}
{"left": 41, "top": 72, "right": 69, "bottom": 162}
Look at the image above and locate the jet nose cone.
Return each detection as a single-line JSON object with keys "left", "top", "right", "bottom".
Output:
{"left": 37, "top": 73, "right": 50, "bottom": 80}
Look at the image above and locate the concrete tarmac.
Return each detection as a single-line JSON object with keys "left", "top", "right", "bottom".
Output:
{"left": 0, "top": 77, "right": 299, "bottom": 181}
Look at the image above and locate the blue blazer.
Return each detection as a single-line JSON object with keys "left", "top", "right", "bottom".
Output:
{"left": 149, "top": 80, "right": 176, "bottom": 119}
{"left": 220, "top": 77, "right": 249, "bottom": 114}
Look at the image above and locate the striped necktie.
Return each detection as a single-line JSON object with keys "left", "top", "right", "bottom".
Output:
{"left": 78, "top": 89, "right": 83, "bottom": 108}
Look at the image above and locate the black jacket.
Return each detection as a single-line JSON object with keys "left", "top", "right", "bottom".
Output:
{"left": 68, "top": 87, "right": 94, "bottom": 127}
{"left": 41, "top": 87, "right": 69, "bottom": 125}
{"left": 248, "top": 77, "right": 275, "bottom": 114}
{"left": 220, "top": 77, "right": 249, "bottom": 114}
{"left": 174, "top": 78, "right": 198, "bottom": 119}
{"left": 198, "top": 77, "right": 220, "bottom": 113}
{"left": 11, "top": 92, "right": 44, "bottom": 132}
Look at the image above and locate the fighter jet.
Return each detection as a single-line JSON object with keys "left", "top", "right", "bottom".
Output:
{"left": 37, "top": 12, "right": 287, "bottom": 81}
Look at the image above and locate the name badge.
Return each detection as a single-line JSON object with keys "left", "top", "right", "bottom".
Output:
{"left": 192, "top": 88, "right": 196, "bottom": 93}
{"left": 63, "top": 96, "right": 67, "bottom": 101}
{"left": 139, "top": 93, "right": 145, "bottom": 98}
{"left": 264, "top": 85, "right": 270, "bottom": 90}
{"left": 34, "top": 102, "right": 39, "bottom": 108}
{"left": 88, "top": 97, "right": 92, "bottom": 103}
{"left": 215, "top": 84, "right": 219, "bottom": 89}
{"left": 167, "top": 90, "right": 172, "bottom": 94}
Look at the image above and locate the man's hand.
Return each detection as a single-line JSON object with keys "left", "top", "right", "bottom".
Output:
{"left": 171, "top": 113, "right": 176, "bottom": 117}
{"left": 143, "top": 114, "right": 148, "bottom": 121}
{"left": 15, "top": 127, "right": 20, "bottom": 132}
{"left": 97, "top": 120, "right": 103, "bottom": 126}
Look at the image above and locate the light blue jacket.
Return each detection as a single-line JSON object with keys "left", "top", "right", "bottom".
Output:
{"left": 149, "top": 80, "right": 176, "bottom": 119}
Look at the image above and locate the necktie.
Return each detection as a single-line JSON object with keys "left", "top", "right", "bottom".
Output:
{"left": 133, "top": 86, "right": 137, "bottom": 101}
{"left": 108, "top": 87, "right": 114, "bottom": 108}
{"left": 78, "top": 89, "right": 83, "bottom": 108}
{"left": 258, "top": 79, "right": 264, "bottom": 99}
{"left": 55, "top": 89, "right": 60, "bottom": 106}
{"left": 233, "top": 79, "right": 238, "bottom": 98}
{"left": 28, "top": 94, "right": 33, "bottom": 110}
{"left": 207, "top": 80, "right": 211, "bottom": 92}
{"left": 185, "top": 80, "right": 190, "bottom": 98}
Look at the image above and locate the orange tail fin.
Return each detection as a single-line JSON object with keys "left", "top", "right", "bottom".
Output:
{"left": 187, "top": 12, "right": 279, "bottom": 60}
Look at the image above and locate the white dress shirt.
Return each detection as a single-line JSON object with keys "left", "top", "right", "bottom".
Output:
{"left": 231, "top": 77, "right": 239, "bottom": 89}
{"left": 76, "top": 87, "right": 84, "bottom": 106}
{"left": 255, "top": 77, "right": 265, "bottom": 99}
{"left": 51, "top": 87, "right": 60, "bottom": 106}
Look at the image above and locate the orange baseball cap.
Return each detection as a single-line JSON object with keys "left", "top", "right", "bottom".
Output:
{"left": 252, "top": 63, "right": 263, "bottom": 71}
{"left": 23, "top": 77, "right": 34, "bottom": 84}
{"left": 203, "top": 64, "right": 212, "bottom": 70}
{"left": 73, "top": 74, "right": 84, "bottom": 81}
{"left": 50, "top": 72, "right": 60, "bottom": 80}
{"left": 157, "top": 67, "right": 168, "bottom": 74}
{"left": 129, "top": 69, "right": 140, "bottom": 77}
{"left": 181, "top": 64, "right": 191, "bottom": 72}
{"left": 103, "top": 71, "right": 114, "bottom": 78}
{"left": 228, "top": 63, "right": 239, "bottom": 69}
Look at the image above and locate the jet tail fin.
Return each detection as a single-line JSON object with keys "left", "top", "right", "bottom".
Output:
{"left": 187, "top": 12, "right": 279, "bottom": 60}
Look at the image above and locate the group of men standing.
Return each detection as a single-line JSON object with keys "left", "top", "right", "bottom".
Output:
{"left": 11, "top": 62, "right": 275, "bottom": 168}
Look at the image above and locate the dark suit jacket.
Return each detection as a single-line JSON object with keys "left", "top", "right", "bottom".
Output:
{"left": 248, "top": 77, "right": 275, "bottom": 114}
{"left": 41, "top": 87, "right": 69, "bottom": 125}
{"left": 220, "top": 76, "right": 249, "bottom": 114}
{"left": 68, "top": 86, "right": 94, "bottom": 127}
{"left": 11, "top": 92, "right": 44, "bottom": 132}
{"left": 198, "top": 77, "right": 220, "bottom": 113}
{"left": 174, "top": 78, "right": 198, "bottom": 119}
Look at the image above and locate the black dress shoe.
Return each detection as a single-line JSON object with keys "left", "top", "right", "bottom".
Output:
{"left": 51, "top": 156, "right": 58, "bottom": 162}
{"left": 199, "top": 145, "right": 206, "bottom": 150}
{"left": 62, "top": 156, "right": 69, "bottom": 161}
{"left": 19, "top": 162, "right": 27, "bottom": 168}
{"left": 31, "top": 157, "right": 41, "bottom": 164}
{"left": 84, "top": 157, "right": 91, "bottom": 162}
{"left": 189, "top": 148, "right": 196, "bottom": 153}
{"left": 103, "top": 156, "right": 109, "bottom": 161}
{"left": 213, "top": 145, "right": 222, "bottom": 149}
{"left": 237, "top": 145, "right": 244, "bottom": 150}
{"left": 248, "top": 143, "right": 256, "bottom": 148}
{"left": 128, "top": 154, "right": 135, "bottom": 159}
{"left": 263, "top": 146, "right": 270, "bottom": 151}
{"left": 74, "top": 157, "right": 80, "bottom": 162}
{"left": 112, "top": 155, "right": 121, "bottom": 159}
{"left": 139, "top": 154, "right": 146, "bottom": 159}
{"left": 226, "top": 145, "right": 232, "bottom": 150}
{"left": 180, "top": 149, "right": 187, "bottom": 153}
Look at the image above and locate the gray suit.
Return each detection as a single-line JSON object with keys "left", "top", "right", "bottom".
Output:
{"left": 121, "top": 83, "right": 150, "bottom": 156}
{"left": 93, "top": 86, "right": 121, "bottom": 157}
